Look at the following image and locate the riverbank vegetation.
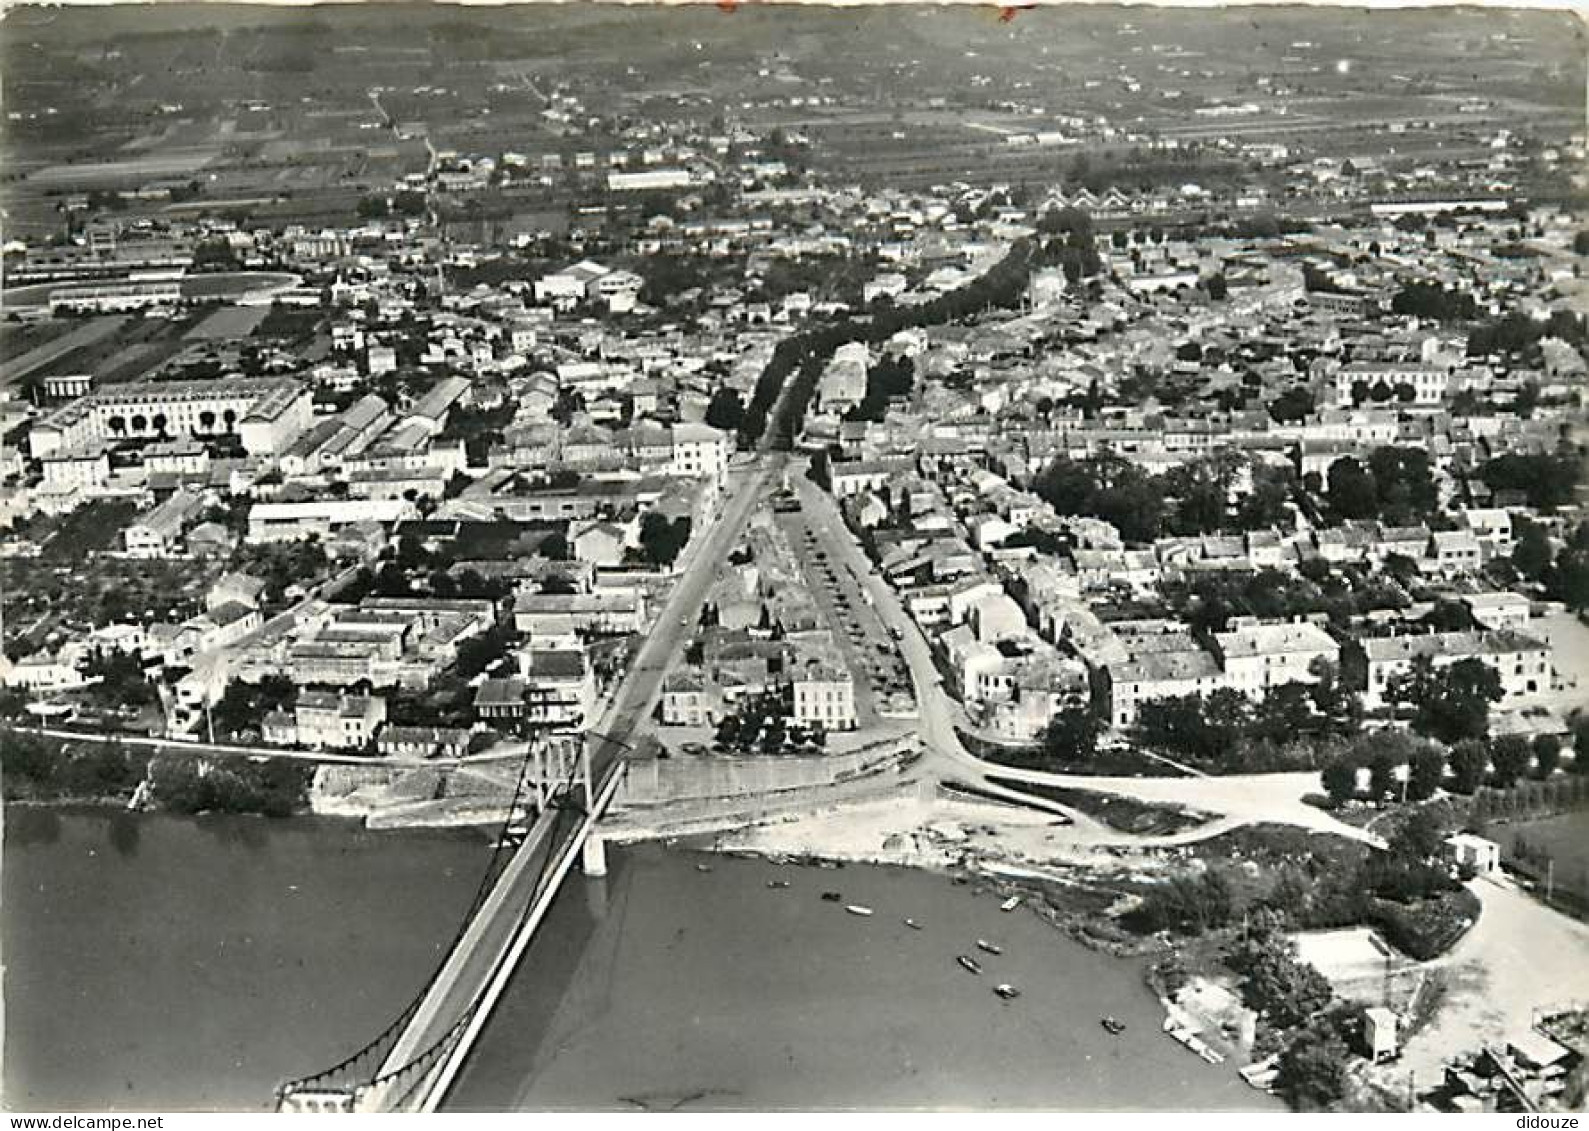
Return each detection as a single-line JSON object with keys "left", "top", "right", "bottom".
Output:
{"left": 149, "top": 754, "right": 312, "bottom": 818}
{"left": 1135, "top": 817, "right": 1482, "bottom": 1111}
{"left": 2, "top": 732, "right": 147, "bottom": 804}
{"left": 1127, "top": 817, "right": 1480, "bottom": 962}
{"left": 1, "top": 729, "right": 313, "bottom": 817}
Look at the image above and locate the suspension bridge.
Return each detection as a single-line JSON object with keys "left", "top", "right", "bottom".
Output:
{"left": 275, "top": 725, "right": 627, "bottom": 1113}
{"left": 274, "top": 453, "right": 781, "bottom": 1113}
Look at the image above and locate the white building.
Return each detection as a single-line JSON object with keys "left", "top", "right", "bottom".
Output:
{"left": 245, "top": 498, "right": 417, "bottom": 543}
{"left": 790, "top": 659, "right": 857, "bottom": 731}
{"left": 668, "top": 423, "right": 731, "bottom": 482}
{"left": 1333, "top": 362, "right": 1449, "bottom": 407}
{"left": 125, "top": 489, "right": 205, "bottom": 558}
{"left": 28, "top": 377, "right": 313, "bottom": 459}
{"left": 1363, "top": 629, "right": 1552, "bottom": 708}
{"left": 1212, "top": 622, "right": 1340, "bottom": 698}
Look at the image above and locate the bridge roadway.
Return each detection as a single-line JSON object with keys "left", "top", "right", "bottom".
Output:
{"left": 358, "top": 452, "right": 782, "bottom": 1111}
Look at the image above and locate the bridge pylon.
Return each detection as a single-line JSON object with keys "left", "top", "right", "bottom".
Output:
{"left": 581, "top": 832, "right": 608, "bottom": 876}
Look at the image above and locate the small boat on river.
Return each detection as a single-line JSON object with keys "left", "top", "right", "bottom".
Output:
{"left": 845, "top": 904, "right": 874, "bottom": 917}
{"left": 999, "top": 895, "right": 1022, "bottom": 912}
{"left": 767, "top": 879, "right": 790, "bottom": 889}
{"left": 820, "top": 891, "right": 843, "bottom": 902}
{"left": 957, "top": 955, "right": 984, "bottom": 975}
{"left": 994, "top": 984, "right": 1020, "bottom": 1000}
{"left": 1101, "top": 1017, "right": 1126, "bottom": 1035}
{"left": 976, "top": 939, "right": 1002, "bottom": 956}
{"left": 903, "top": 918, "right": 923, "bottom": 930}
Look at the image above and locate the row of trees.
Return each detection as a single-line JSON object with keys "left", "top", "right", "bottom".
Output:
{"left": 636, "top": 512, "right": 692, "bottom": 568}
{"left": 739, "top": 226, "right": 1090, "bottom": 447}
{"left": 1322, "top": 725, "right": 1587, "bottom": 807}
{"left": 0, "top": 734, "right": 311, "bottom": 819}
{"left": 356, "top": 190, "right": 427, "bottom": 220}
{"left": 1033, "top": 451, "right": 1293, "bottom": 545}
{"left": 1132, "top": 666, "right": 1362, "bottom": 773}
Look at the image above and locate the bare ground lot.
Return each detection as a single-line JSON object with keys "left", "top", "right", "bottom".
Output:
{"left": 184, "top": 305, "right": 269, "bottom": 341}
{"left": 0, "top": 316, "right": 127, "bottom": 389}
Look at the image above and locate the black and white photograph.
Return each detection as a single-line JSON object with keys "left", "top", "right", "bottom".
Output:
{"left": 0, "top": 0, "right": 1587, "bottom": 1116}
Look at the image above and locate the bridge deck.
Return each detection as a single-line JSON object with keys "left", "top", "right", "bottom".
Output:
{"left": 361, "top": 745, "right": 625, "bottom": 1111}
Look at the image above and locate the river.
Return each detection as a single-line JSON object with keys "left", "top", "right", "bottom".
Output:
{"left": 4, "top": 809, "right": 1275, "bottom": 1112}
{"left": 3, "top": 806, "right": 487, "bottom": 1111}
{"left": 447, "top": 843, "right": 1274, "bottom": 1111}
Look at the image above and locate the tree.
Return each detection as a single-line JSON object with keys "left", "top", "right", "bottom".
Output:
{"left": 1322, "top": 758, "right": 1358, "bottom": 806}
{"left": 1366, "top": 447, "right": 1438, "bottom": 525}
{"left": 454, "top": 623, "right": 514, "bottom": 680}
{"left": 1532, "top": 733, "right": 1562, "bottom": 779}
{"left": 1041, "top": 707, "right": 1100, "bottom": 764}
{"left": 1448, "top": 739, "right": 1489, "bottom": 794}
{"left": 1268, "top": 386, "right": 1315, "bottom": 424}
{"left": 1573, "top": 718, "right": 1589, "bottom": 774}
{"left": 1490, "top": 734, "right": 1532, "bottom": 789}
{"left": 1407, "top": 746, "right": 1446, "bottom": 802}
{"left": 1232, "top": 933, "right": 1334, "bottom": 1030}
{"left": 704, "top": 386, "right": 746, "bottom": 433}
{"left": 538, "top": 531, "right": 570, "bottom": 561}
{"left": 638, "top": 512, "right": 692, "bottom": 568}
{"left": 1389, "top": 808, "right": 1444, "bottom": 863}
{"left": 1513, "top": 517, "right": 1554, "bottom": 583}
{"left": 1141, "top": 870, "right": 1236, "bottom": 935}
{"left": 1387, "top": 655, "right": 1503, "bottom": 745}
{"left": 1421, "top": 599, "right": 1477, "bottom": 634}
{"left": 1368, "top": 751, "right": 1399, "bottom": 802}
{"left": 1164, "top": 456, "right": 1234, "bottom": 536}
{"left": 1275, "top": 1017, "right": 1352, "bottom": 1111}
{"left": 1326, "top": 458, "right": 1378, "bottom": 521}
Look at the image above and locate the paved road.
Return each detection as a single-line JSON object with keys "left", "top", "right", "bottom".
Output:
{"left": 1392, "top": 873, "right": 1589, "bottom": 1085}
{"left": 351, "top": 454, "right": 782, "bottom": 1109}
{"left": 790, "top": 467, "right": 1380, "bottom": 848}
